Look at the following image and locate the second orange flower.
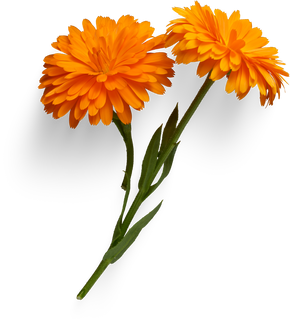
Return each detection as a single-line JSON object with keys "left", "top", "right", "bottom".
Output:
{"left": 165, "top": 1, "right": 289, "bottom": 106}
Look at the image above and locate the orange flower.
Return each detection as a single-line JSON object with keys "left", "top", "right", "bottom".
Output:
{"left": 165, "top": 1, "right": 289, "bottom": 106}
{"left": 39, "top": 16, "right": 174, "bottom": 128}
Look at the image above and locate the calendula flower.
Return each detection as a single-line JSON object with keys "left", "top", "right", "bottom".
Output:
{"left": 39, "top": 16, "right": 174, "bottom": 128}
{"left": 36, "top": 7, "right": 288, "bottom": 301}
{"left": 165, "top": 1, "right": 289, "bottom": 105}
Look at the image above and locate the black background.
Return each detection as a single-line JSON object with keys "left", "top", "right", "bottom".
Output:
{"left": 1, "top": 3, "right": 278, "bottom": 286}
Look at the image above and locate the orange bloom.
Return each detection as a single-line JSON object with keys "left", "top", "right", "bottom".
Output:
{"left": 165, "top": 1, "right": 289, "bottom": 105}
{"left": 39, "top": 16, "right": 174, "bottom": 128}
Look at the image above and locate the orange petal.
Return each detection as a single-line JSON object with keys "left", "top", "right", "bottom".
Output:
{"left": 89, "top": 112, "right": 101, "bottom": 125}
{"left": 67, "top": 75, "right": 91, "bottom": 95}
{"left": 127, "top": 81, "right": 149, "bottom": 102}
{"left": 42, "top": 92, "right": 57, "bottom": 105}
{"left": 100, "top": 99, "right": 113, "bottom": 125}
{"left": 230, "top": 50, "right": 241, "bottom": 66}
{"left": 152, "top": 74, "right": 173, "bottom": 87}
{"left": 79, "top": 77, "right": 96, "bottom": 96}
{"left": 108, "top": 89, "right": 124, "bottom": 113}
{"left": 66, "top": 92, "right": 81, "bottom": 101}
{"left": 43, "top": 67, "right": 66, "bottom": 77}
{"left": 78, "top": 109, "right": 87, "bottom": 122}
{"left": 80, "top": 94, "right": 90, "bottom": 110}
{"left": 88, "top": 81, "right": 102, "bottom": 99}
{"left": 74, "top": 98, "right": 85, "bottom": 119}
{"left": 44, "top": 102, "right": 55, "bottom": 115}
{"left": 117, "top": 101, "right": 132, "bottom": 124}
{"left": 39, "top": 75, "right": 60, "bottom": 89}
{"left": 88, "top": 102, "right": 99, "bottom": 116}
{"left": 225, "top": 71, "right": 238, "bottom": 93}
{"left": 52, "top": 105, "right": 61, "bottom": 119}
{"left": 255, "top": 65, "right": 276, "bottom": 89}
{"left": 118, "top": 86, "right": 143, "bottom": 109}
{"left": 257, "top": 73, "right": 267, "bottom": 96}
{"left": 197, "top": 59, "right": 216, "bottom": 77}
{"left": 53, "top": 91, "right": 68, "bottom": 105}
{"left": 239, "top": 63, "right": 250, "bottom": 93}
{"left": 145, "top": 82, "right": 165, "bottom": 95}
{"left": 95, "top": 84, "right": 107, "bottom": 108}
{"left": 210, "top": 62, "right": 227, "bottom": 81}
{"left": 97, "top": 74, "right": 108, "bottom": 82}
{"left": 220, "top": 55, "right": 230, "bottom": 71}
{"left": 69, "top": 106, "right": 80, "bottom": 129}
{"left": 54, "top": 78, "right": 79, "bottom": 94}
{"left": 58, "top": 99, "right": 77, "bottom": 117}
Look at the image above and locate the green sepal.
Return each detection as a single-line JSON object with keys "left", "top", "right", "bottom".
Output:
{"left": 138, "top": 125, "right": 162, "bottom": 192}
{"left": 103, "top": 201, "right": 163, "bottom": 264}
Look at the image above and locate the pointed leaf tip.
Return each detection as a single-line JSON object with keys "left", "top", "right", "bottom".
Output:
{"left": 138, "top": 125, "right": 162, "bottom": 191}
{"left": 159, "top": 103, "right": 179, "bottom": 156}
{"left": 103, "top": 201, "right": 163, "bottom": 264}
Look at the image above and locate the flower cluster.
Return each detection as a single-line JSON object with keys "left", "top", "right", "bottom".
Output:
{"left": 39, "top": 6, "right": 289, "bottom": 128}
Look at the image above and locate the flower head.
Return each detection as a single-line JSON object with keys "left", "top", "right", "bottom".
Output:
{"left": 165, "top": 1, "right": 289, "bottom": 105}
{"left": 39, "top": 16, "right": 174, "bottom": 128}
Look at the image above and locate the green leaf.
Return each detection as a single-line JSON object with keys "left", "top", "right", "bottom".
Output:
{"left": 159, "top": 104, "right": 178, "bottom": 157}
{"left": 144, "top": 141, "right": 179, "bottom": 199}
{"left": 138, "top": 125, "right": 162, "bottom": 192}
{"left": 142, "top": 104, "right": 179, "bottom": 199}
{"left": 103, "top": 201, "right": 163, "bottom": 264}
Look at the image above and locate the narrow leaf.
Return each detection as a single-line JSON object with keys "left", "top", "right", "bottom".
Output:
{"left": 145, "top": 142, "right": 179, "bottom": 199}
{"left": 159, "top": 104, "right": 178, "bottom": 156}
{"left": 103, "top": 201, "right": 163, "bottom": 264}
{"left": 138, "top": 125, "right": 162, "bottom": 191}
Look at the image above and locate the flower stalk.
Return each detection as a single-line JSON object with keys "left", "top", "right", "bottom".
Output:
{"left": 76, "top": 71, "right": 215, "bottom": 300}
{"left": 76, "top": 114, "right": 134, "bottom": 300}
{"left": 119, "top": 72, "right": 214, "bottom": 238}
{"left": 110, "top": 112, "right": 135, "bottom": 247}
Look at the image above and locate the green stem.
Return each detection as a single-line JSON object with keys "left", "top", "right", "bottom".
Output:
{"left": 110, "top": 112, "right": 135, "bottom": 248}
{"left": 120, "top": 72, "right": 214, "bottom": 235}
{"left": 77, "top": 115, "right": 134, "bottom": 300}
{"left": 153, "top": 72, "right": 214, "bottom": 181}
{"left": 76, "top": 259, "right": 110, "bottom": 300}
{"left": 116, "top": 189, "right": 145, "bottom": 241}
